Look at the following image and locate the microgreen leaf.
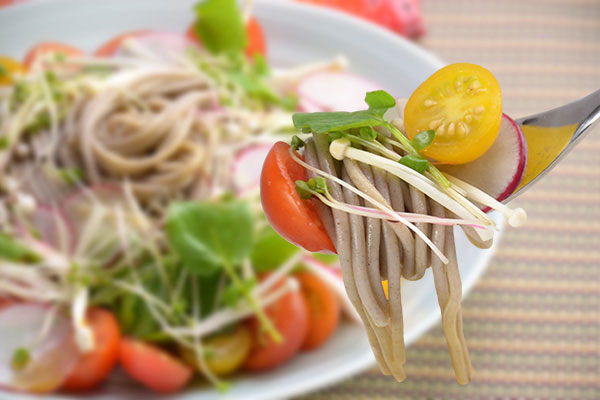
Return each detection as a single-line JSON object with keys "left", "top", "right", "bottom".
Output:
{"left": 292, "top": 110, "right": 384, "bottom": 134}
{"left": 398, "top": 154, "right": 429, "bottom": 174}
{"left": 0, "top": 234, "right": 39, "bottom": 262}
{"left": 313, "top": 177, "right": 328, "bottom": 194}
{"left": 327, "top": 131, "right": 344, "bottom": 143}
{"left": 365, "top": 90, "right": 396, "bottom": 116}
{"left": 222, "top": 276, "right": 256, "bottom": 307}
{"left": 291, "top": 135, "right": 305, "bottom": 151}
{"left": 57, "top": 167, "right": 84, "bottom": 185}
{"left": 250, "top": 225, "right": 300, "bottom": 272}
{"left": 411, "top": 130, "right": 435, "bottom": 152}
{"left": 359, "top": 126, "right": 378, "bottom": 141}
{"left": 193, "top": 0, "right": 247, "bottom": 54}
{"left": 295, "top": 180, "right": 313, "bottom": 199}
{"left": 166, "top": 200, "right": 254, "bottom": 276}
{"left": 253, "top": 53, "right": 270, "bottom": 77}
{"left": 11, "top": 347, "right": 30, "bottom": 371}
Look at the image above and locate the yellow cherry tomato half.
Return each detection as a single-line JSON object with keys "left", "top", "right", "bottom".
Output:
{"left": 0, "top": 56, "right": 25, "bottom": 86}
{"left": 182, "top": 324, "right": 252, "bottom": 376}
{"left": 404, "top": 63, "right": 502, "bottom": 164}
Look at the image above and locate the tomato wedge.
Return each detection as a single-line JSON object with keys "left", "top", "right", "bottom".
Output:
{"left": 119, "top": 339, "right": 192, "bottom": 394}
{"left": 185, "top": 16, "right": 266, "bottom": 57}
{"left": 93, "top": 30, "right": 151, "bottom": 57}
{"left": 0, "top": 56, "right": 24, "bottom": 86}
{"left": 62, "top": 308, "right": 120, "bottom": 392}
{"left": 22, "top": 42, "right": 84, "bottom": 70}
{"left": 296, "top": 272, "right": 340, "bottom": 350}
{"left": 404, "top": 63, "right": 502, "bottom": 165}
{"left": 260, "top": 142, "right": 336, "bottom": 253}
{"left": 243, "top": 276, "right": 309, "bottom": 371}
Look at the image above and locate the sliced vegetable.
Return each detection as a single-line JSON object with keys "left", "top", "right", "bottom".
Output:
{"left": 93, "top": 30, "right": 151, "bottom": 57}
{"left": 260, "top": 142, "right": 336, "bottom": 253}
{"left": 62, "top": 308, "right": 121, "bottom": 392}
{"left": 232, "top": 144, "right": 272, "bottom": 195}
{"left": 119, "top": 338, "right": 192, "bottom": 394}
{"left": 183, "top": 324, "right": 251, "bottom": 376}
{"left": 244, "top": 277, "right": 309, "bottom": 371}
{"left": 27, "top": 205, "right": 76, "bottom": 254}
{"left": 0, "top": 56, "right": 24, "bottom": 86}
{"left": 296, "top": 272, "right": 340, "bottom": 350}
{"left": 441, "top": 113, "right": 527, "bottom": 211}
{"left": 22, "top": 42, "right": 84, "bottom": 70}
{"left": 0, "top": 303, "right": 79, "bottom": 393}
{"left": 297, "top": 71, "right": 381, "bottom": 112}
{"left": 404, "top": 63, "right": 502, "bottom": 165}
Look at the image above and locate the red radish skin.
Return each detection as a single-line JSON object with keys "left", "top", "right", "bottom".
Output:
{"left": 441, "top": 113, "right": 527, "bottom": 212}
{"left": 296, "top": 71, "right": 383, "bottom": 112}
{"left": 100, "top": 31, "right": 197, "bottom": 59}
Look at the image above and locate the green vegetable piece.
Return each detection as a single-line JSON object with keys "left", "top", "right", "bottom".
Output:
{"left": 250, "top": 225, "right": 299, "bottom": 272}
{"left": 327, "top": 131, "right": 344, "bottom": 143}
{"left": 411, "top": 130, "right": 436, "bottom": 152}
{"left": 291, "top": 135, "right": 305, "bottom": 150}
{"left": 57, "top": 167, "right": 84, "bottom": 185}
{"left": 0, "top": 65, "right": 6, "bottom": 77}
{"left": 364, "top": 90, "right": 396, "bottom": 116}
{"left": 398, "top": 154, "right": 430, "bottom": 174}
{"left": 11, "top": 347, "right": 30, "bottom": 371}
{"left": 292, "top": 110, "right": 384, "bottom": 134}
{"left": 0, "top": 137, "right": 8, "bottom": 149}
{"left": 359, "top": 126, "right": 378, "bottom": 141}
{"left": 0, "top": 234, "right": 39, "bottom": 262}
{"left": 313, "top": 176, "right": 328, "bottom": 194}
{"left": 194, "top": 0, "right": 247, "bottom": 54}
{"left": 222, "top": 276, "right": 256, "bottom": 307}
{"left": 311, "top": 253, "right": 339, "bottom": 265}
{"left": 166, "top": 200, "right": 254, "bottom": 276}
{"left": 295, "top": 180, "right": 313, "bottom": 200}
{"left": 252, "top": 53, "right": 270, "bottom": 77}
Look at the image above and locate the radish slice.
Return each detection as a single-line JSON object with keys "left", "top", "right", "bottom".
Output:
{"left": 297, "top": 71, "right": 383, "bottom": 112}
{"left": 113, "top": 31, "right": 197, "bottom": 61}
{"left": 441, "top": 114, "right": 527, "bottom": 211}
{"left": 232, "top": 144, "right": 273, "bottom": 195}
{"left": 0, "top": 303, "right": 78, "bottom": 393}
{"left": 27, "top": 206, "right": 76, "bottom": 254}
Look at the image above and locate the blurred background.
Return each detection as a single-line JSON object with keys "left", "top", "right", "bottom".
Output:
{"left": 299, "top": 0, "right": 600, "bottom": 399}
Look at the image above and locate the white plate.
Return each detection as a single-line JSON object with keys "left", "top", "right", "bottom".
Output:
{"left": 0, "top": 1, "right": 504, "bottom": 399}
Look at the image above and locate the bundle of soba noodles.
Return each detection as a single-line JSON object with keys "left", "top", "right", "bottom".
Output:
{"left": 260, "top": 87, "right": 527, "bottom": 384}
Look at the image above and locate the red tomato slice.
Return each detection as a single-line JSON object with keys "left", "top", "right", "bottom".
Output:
{"left": 119, "top": 338, "right": 192, "bottom": 394}
{"left": 185, "top": 16, "right": 267, "bottom": 57}
{"left": 22, "top": 42, "right": 84, "bottom": 70}
{"left": 62, "top": 308, "right": 121, "bottom": 392}
{"left": 93, "top": 30, "right": 151, "bottom": 57}
{"left": 260, "top": 142, "right": 336, "bottom": 253}
{"left": 296, "top": 272, "right": 340, "bottom": 350}
{"left": 243, "top": 277, "right": 309, "bottom": 371}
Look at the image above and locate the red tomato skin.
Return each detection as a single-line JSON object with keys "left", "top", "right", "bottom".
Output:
{"left": 119, "top": 339, "right": 192, "bottom": 394}
{"left": 23, "top": 42, "right": 84, "bottom": 69}
{"left": 62, "top": 308, "right": 121, "bottom": 392}
{"left": 243, "top": 280, "right": 310, "bottom": 371}
{"left": 260, "top": 142, "right": 336, "bottom": 253}
{"left": 93, "top": 30, "right": 151, "bottom": 57}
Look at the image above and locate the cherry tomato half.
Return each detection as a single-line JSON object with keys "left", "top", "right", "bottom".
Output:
{"left": 62, "top": 308, "right": 121, "bottom": 392}
{"left": 296, "top": 272, "right": 340, "bottom": 350}
{"left": 0, "top": 56, "right": 24, "bottom": 86}
{"left": 260, "top": 142, "right": 336, "bottom": 253}
{"left": 119, "top": 339, "right": 192, "bottom": 394}
{"left": 404, "top": 63, "right": 502, "bottom": 165}
{"left": 22, "top": 42, "right": 84, "bottom": 70}
{"left": 243, "top": 277, "right": 309, "bottom": 371}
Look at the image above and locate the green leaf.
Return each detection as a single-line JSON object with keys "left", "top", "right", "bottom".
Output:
{"left": 11, "top": 347, "right": 30, "bottom": 372}
{"left": 198, "top": 271, "right": 224, "bottom": 317}
{"left": 166, "top": 200, "right": 254, "bottom": 276}
{"left": 253, "top": 53, "right": 270, "bottom": 77}
{"left": 292, "top": 110, "right": 384, "bottom": 134}
{"left": 56, "top": 167, "right": 84, "bottom": 185}
{"left": 327, "top": 131, "right": 344, "bottom": 143}
{"left": 0, "top": 137, "right": 8, "bottom": 150}
{"left": 365, "top": 90, "right": 396, "bottom": 116}
{"left": 398, "top": 154, "right": 430, "bottom": 174}
{"left": 0, "top": 65, "right": 7, "bottom": 77}
{"left": 411, "top": 130, "right": 436, "bottom": 152}
{"left": 291, "top": 135, "right": 305, "bottom": 151}
{"left": 295, "top": 180, "right": 313, "bottom": 200}
{"left": 250, "top": 225, "right": 300, "bottom": 272}
{"left": 359, "top": 126, "right": 378, "bottom": 141}
{"left": 222, "top": 276, "right": 256, "bottom": 307}
{"left": 311, "top": 253, "right": 339, "bottom": 265}
{"left": 194, "top": 0, "right": 247, "bottom": 54}
{"left": 0, "top": 234, "right": 39, "bottom": 262}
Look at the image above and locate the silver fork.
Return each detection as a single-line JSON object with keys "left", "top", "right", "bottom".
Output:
{"left": 505, "top": 88, "right": 600, "bottom": 202}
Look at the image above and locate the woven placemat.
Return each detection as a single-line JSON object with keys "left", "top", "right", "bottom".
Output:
{"left": 298, "top": 0, "right": 600, "bottom": 399}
